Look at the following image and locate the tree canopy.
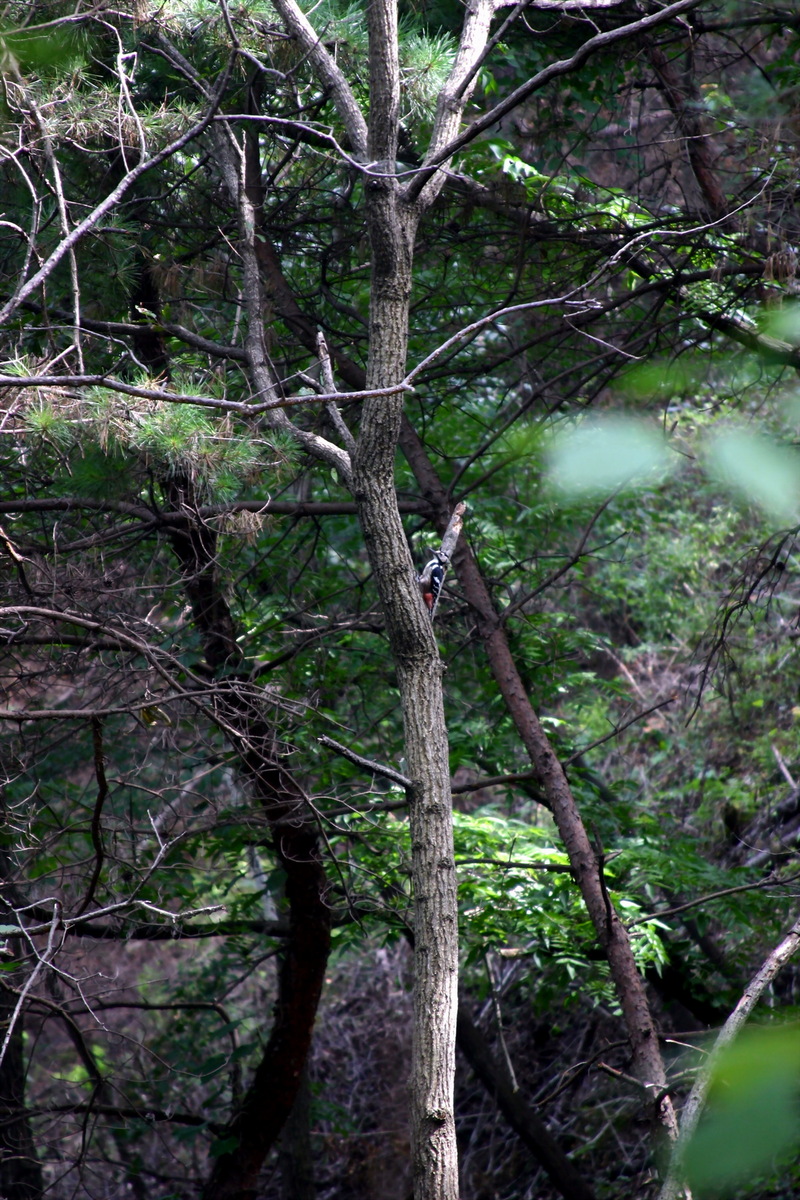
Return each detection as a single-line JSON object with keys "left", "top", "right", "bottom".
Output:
{"left": 2, "top": 1, "right": 800, "bottom": 1198}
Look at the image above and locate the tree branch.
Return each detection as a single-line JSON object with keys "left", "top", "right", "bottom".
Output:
{"left": 627, "top": 872, "right": 800, "bottom": 930}
{"left": 457, "top": 1003, "right": 598, "bottom": 1200}
{"left": 0, "top": 63, "right": 234, "bottom": 327}
{"left": 416, "top": 0, "right": 495, "bottom": 207}
{"left": 74, "top": 719, "right": 109, "bottom": 917}
{"left": 398, "top": 415, "right": 681, "bottom": 1141}
{"left": 318, "top": 734, "right": 413, "bottom": 790}
{"left": 404, "top": 0, "right": 704, "bottom": 203}
{"left": 658, "top": 910, "right": 800, "bottom": 1200}
{"left": 269, "top": 0, "right": 368, "bottom": 159}
{"left": 0, "top": 498, "right": 429, "bottom": 522}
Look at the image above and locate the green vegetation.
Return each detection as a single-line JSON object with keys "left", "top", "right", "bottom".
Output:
{"left": 2, "top": 1, "right": 800, "bottom": 1198}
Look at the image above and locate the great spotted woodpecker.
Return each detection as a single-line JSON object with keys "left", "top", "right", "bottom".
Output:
{"left": 418, "top": 551, "right": 446, "bottom": 613}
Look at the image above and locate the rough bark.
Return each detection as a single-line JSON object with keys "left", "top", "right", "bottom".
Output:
{"left": 214, "top": 0, "right": 678, "bottom": 1186}
{"left": 246, "top": 136, "right": 460, "bottom": 1190}
{"left": 355, "top": 173, "right": 460, "bottom": 1200}
{"left": 232, "top": 101, "right": 678, "bottom": 1153}
{"left": 279, "top": 1066, "right": 316, "bottom": 1200}
{"left": 398, "top": 416, "right": 679, "bottom": 1141}
{"left": 342, "top": 0, "right": 492, "bottom": 1189}
{"left": 198, "top": 127, "right": 679, "bottom": 1154}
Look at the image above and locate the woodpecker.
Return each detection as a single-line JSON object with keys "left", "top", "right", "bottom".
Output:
{"left": 418, "top": 551, "right": 446, "bottom": 613}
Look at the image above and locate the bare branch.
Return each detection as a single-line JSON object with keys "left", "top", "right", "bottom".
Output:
{"left": 658, "top": 911, "right": 800, "bottom": 1200}
{"left": 214, "top": 113, "right": 364, "bottom": 168}
{"left": 25, "top": 1102, "right": 227, "bottom": 1135}
{"left": 0, "top": 497, "right": 429, "bottom": 522}
{"left": 451, "top": 769, "right": 544, "bottom": 797}
{"left": 0, "top": 372, "right": 414, "bottom": 413}
{"left": 422, "top": 501, "right": 466, "bottom": 622}
{"left": 268, "top": 0, "right": 368, "bottom": 159}
{"left": 73, "top": 720, "right": 110, "bottom": 918}
{"left": 317, "top": 330, "right": 356, "bottom": 455}
{"left": 209, "top": 120, "right": 354, "bottom": 485}
{"left": 0, "top": 62, "right": 235, "bottom": 327}
{"left": 457, "top": 857, "right": 572, "bottom": 872}
{"left": 404, "top": 0, "right": 705, "bottom": 203}
{"left": 402, "top": 293, "right": 592, "bottom": 387}
{"left": 17, "top": 82, "right": 84, "bottom": 369}
{"left": 563, "top": 698, "right": 676, "bottom": 764}
{"left": 627, "top": 872, "right": 800, "bottom": 929}
{"left": 416, "top": 0, "right": 495, "bottom": 207}
{"left": 318, "top": 734, "right": 413, "bottom": 791}
{"left": 0, "top": 904, "right": 62, "bottom": 1071}
{"left": 502, "top": 494, "right": 618, "bottom": 617}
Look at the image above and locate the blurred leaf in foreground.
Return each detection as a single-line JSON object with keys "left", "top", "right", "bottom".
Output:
{"left": 705, "top": 429, "right": 800, "bottom": 524}
{"left": 546, "top": 415, "right": 674, "bottom": 498}
{"left": 683, "top": 1026, "right": 800, "bottom": 1196}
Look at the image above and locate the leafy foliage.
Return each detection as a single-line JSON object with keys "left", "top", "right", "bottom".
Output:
{"left": 2, "top": 0, "right": 800, "bottom": 1197}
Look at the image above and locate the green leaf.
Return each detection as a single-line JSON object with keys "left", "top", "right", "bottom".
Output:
{"left": 209, "top": 1135, "right": 240, "bottom": 1157}
{"left": 0, "top": 26, "right": 85, "bottom": 72}
{"left": 761, "top": 303, "right": 800, "bottom": 346}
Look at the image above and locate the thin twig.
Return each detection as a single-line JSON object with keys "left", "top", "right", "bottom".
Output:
{"left": 626, "top": 871, "right": 800, "bottom": 929}
{"left": 563, "top": 698, "right": 676, "bottom": 765}
{"left": 0, "top": 371, "right": 413, "bottom": 413}
{"left": 0, "top": 57, "right": 235, "bottom": 327}
{"left": 456, "top": 857, "right": 573, "bottom": 873}
{"left": 403, "top": 0, "right": 705, "bottom": 203}
{"left": 502, "top": 494, "right": 617, "bottom": 618}
{"left": 0, "top": 904, "right": 63, "bottom": 1071}
{"left": 485, "top": 952, "right": 519, "bottom": 1092}
{"left": 317, "top": 330, "right": 356, "bottom": 454}
{"left": 771, "top": 742, "right": 797, "bottom": 790}
{"left": 21, "top": 84, "right": 83, "bottom": 370}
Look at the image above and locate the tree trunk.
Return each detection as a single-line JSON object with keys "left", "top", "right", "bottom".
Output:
{"left": 156, "top": 454, "right": 331, "bottom": 1200}
{"left": 200, "top": 790, "right": 330, "bottom": 1200}
{"left": 0, "top": 979, "right": 43, "bottom": 1200}
{"left": 398, "top": 416, "right": 679, "bottom": 1141}
{"left": 351, "top": 9, "right": 459, "bottom": 1184}
{"left": 279, "top": 1065, "right": 316, "bottom": 1200}
{"left": 354, "top": 190, "right": 460, "bottom": 1200}
{"left": 457, "top": 1004, "right": 597, "bottom": 1200}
